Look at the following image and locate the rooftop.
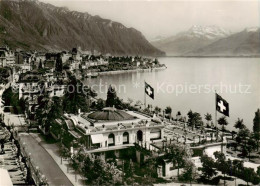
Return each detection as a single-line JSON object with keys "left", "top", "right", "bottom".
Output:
{"left": 87, "top": 107, "right": 137, "bottom": 122}
{"left": 65, "top": 110, "right": 163, "bottom": 135}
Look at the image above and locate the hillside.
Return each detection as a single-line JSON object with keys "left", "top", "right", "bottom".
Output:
{"left": 0, "top": 0, "right": 164, "bottom": 56}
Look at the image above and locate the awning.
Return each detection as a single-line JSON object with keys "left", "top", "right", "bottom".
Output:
{"left": 91, "top": 134, "right": 104, "bottom": 144}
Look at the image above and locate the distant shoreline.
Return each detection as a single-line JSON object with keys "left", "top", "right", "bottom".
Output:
{"left": 160, "top": 55, "right": 260, "bottom": 58}
{"left": 98, "top": 66, "right": 167, "bottom": 75}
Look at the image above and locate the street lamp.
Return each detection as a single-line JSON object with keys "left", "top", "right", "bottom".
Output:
{"left": 60, "top": 128, "right": 65, "bottom": 165}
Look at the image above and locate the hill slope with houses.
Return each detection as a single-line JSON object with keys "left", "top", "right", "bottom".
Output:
{"left": 0, "top": 0, "right": 164, "bottom": 56}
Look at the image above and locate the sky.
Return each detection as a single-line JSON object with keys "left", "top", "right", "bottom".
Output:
{"left": 40, "top": 0, "right": 260, "bottom": 39}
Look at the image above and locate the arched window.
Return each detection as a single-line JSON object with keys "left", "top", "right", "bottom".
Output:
{"left": 137, "top": 130, "right": 143, "bottom": 142}
{"left": 123, "top": 132, "right": 129, "bottom": 144}
{"left": 108, "top": 133, "right": 115, "bottom": 146}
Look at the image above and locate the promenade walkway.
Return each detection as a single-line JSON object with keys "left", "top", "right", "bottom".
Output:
{"left": 19, "top": 133, "right": 73, "bottom": 186}
{"left": 29, "top": 133, "right": 85, "bottom": 186}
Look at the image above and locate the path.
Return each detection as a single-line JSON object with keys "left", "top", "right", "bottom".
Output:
{"left": 19, "top": 133, "right": 73, "bottom": 186}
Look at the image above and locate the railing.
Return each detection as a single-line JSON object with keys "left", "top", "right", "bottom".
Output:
{"left": 18, "top": 136, "right": 48, "bottom": 186}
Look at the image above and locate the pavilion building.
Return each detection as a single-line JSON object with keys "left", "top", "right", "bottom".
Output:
{"left": 63, "top": 107, "right": 164, "bottom": 155}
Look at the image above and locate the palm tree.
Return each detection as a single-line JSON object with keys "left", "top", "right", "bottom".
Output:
{"left": 204, "top": 113, "right": 212, "bottom": 127}
{"left": 218, "top": 116, "right": 228, "bottom": 141}
{"left": 234, "top": 118, "right": 246, "bottom": 130}
{"left": 154, "top": 106, "right": 161, "bottom": 115}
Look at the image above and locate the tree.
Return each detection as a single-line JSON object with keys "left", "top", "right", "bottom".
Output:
{"left": 123, "top": 159, "right": 134, "bottom": 178}
{"left": 232, "top": 159, "right": 244, "bottom": 177}
{"left": 214, "top": 151, "right": 229, "bottom": 186}
{"left": 86, "top": 157, "right": 122, "bottom": 185}
{"left": 165, "top": 106, "right": 172, "bottom": 117}
{"left": 82, "top": 155, "right": 94, "bottom": 183}
{"left": 55, "top": 53, "right": 63, "bottom": 72}
{"left": 60, "top": 144, "right": 70, "bottom": 160}
{"left": 38, "top": 59, "right": 43, "bottom": 69}
{"left": 154, "top": 106, "right": 161, "bottom": 115}
{"left": 253, "top": 132, "right": 260, "bottom": 151}
{"left": 106, "top": 85, "right": 120, "bottom": 108}
{"left": 199, "top": 155, "right": 217, "bottom": 180}
{"left": 247, "top": 135, "right": 257, "bottom": 160}
{"left": 204, "top": 113, "right": 212, "bottom": 126}
{"left": 243, "top": 167, "right": 255, "bottom": 186}
{"left": 93, "top": 98, "right": 105, "bottom": 110}
{"left": 36, "top": 95, "right": 63, "bottom": 133}
{"left": 218, "top": 116, "right": 228, "bottom": 131}
{"left": 218, "top": 116, "right": 228, "bottom": 141}
{"left": 236, "top": 127, "right": 250, "bottom": 144}
{"left": 253, "top": 109, "right": 260, "bottom": 133}
{"left": 234, "top": 118, "right": 246, "bottom": 130}
{"left": 188, "top": 110, "right": 203, "bottom": 130}
{"left": 257, "top": 166, "right": 260, "bottom": 176}
{"left": 180, "top": 160, "right": 197, "bottom": 184}
{"left": 63, "top": 74, "right": 90, "bottom": 114}
{"left": 164, "top": 143, "right": 192, "bottom": 179}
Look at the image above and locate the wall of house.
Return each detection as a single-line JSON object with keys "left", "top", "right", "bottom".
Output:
{"left": 162, "top": 161, "right": 184, "bottom": 178}
{"left": 204, "top": 144, "right": 226, "bottom": 158}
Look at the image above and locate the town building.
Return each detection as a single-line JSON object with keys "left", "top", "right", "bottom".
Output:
{"left": 18, "top": 71, "right": 68, "bottom": 119}
{"left": 58, "top": 107, "right": 164, "bottom": 158}
{"left": 0, "top": 46, "right": 15, "bottom": 67}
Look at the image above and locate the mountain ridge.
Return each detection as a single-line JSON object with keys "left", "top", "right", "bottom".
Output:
{"left": 0, "top": 0, "right": 165, "bottom": 56}
{"left": 151, "top": 25, "right": 231, "bottom": 56}
{"left": 151, "top": 25, "right": 260, "bottom": 57}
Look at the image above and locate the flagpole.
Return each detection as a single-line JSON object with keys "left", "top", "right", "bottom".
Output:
{"left": 215, "top": 90, "right": 218, "bottom": 142}
{"left": 144, "top": 81, "right": 146, "bottom": 109}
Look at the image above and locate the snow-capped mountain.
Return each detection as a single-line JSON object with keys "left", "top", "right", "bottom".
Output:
{"left": 245, "top": 27, "right": 259, "bottom": 33}
{"left": 186, "top": 27, "right": 260, "bottom": 56}
{"left": 151, "top": 25, "right": 231, "bottom": 56}
{"left": 178, "top": 25, "right": 231, "bottom": 40}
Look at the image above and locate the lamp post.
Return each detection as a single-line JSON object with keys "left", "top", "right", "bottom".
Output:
{"left": 60, "top": 128, "right": 65, "bottom": 165}
{"left": 35, "top": 166, "right": 39, "bottom": 185}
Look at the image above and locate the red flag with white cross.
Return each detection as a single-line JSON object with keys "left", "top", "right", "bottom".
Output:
{"left": 145, "top": 82, "right": 154, "bottom": 99}
{"left": 216, "top": 93, "right": 229, "bottom": 117}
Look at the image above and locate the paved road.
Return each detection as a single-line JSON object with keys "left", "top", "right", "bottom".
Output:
{"left": 19, "top": 133, "right": 73, "bottom": 186}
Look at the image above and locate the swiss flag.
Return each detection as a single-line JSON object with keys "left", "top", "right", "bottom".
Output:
{"left": 216, "top": 93, "right": 229, "bottom": 117}
{"left": 145, "top": 82, "right": 154, "bottom": 99}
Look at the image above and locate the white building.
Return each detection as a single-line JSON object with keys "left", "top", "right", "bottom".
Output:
{"left": 0, "top": 46, "right": 15, "bottom": 67}
{"left": 64, "top": 107, "right": 164, "bottom": 154}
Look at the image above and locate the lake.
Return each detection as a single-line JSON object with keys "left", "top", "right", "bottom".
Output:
{"left": 84, "top": 57, "right": 260, "bottom": 131}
